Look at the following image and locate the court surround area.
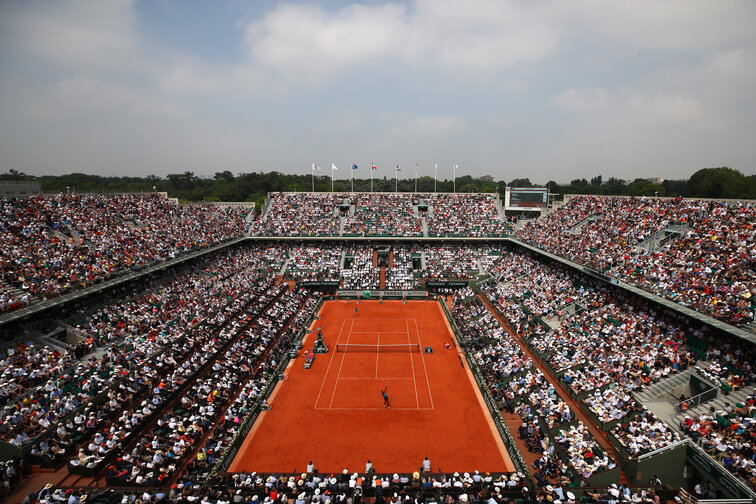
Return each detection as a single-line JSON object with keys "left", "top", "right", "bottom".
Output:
{"left": 229, "top": 300, "right": 514, "bottom": 474}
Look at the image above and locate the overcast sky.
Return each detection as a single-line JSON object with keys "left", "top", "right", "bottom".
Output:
{"left": 1, "top": 0, "right": 755, "bottom": 183}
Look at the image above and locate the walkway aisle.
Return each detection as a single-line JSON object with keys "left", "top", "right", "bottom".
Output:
{"left": 501, "top": 410, "right": 545, "bottom": 474}
{"left": 476, "top": 294, "right": 629, "bottom": 485}
{"left": 379, "top": 266, "right": 386, "bottom": 289}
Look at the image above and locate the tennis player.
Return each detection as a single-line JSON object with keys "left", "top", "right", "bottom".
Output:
{"left": 381, "top": 384, "right": 390, "bottom": 409}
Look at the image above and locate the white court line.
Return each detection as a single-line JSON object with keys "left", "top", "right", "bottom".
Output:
{"left": 338, "top": 377, "right": 415, "bottom": 380}
{"left": 414, "top": 318, "right": 435, "bottom": 410}
{"left": 406, "top": 320, "right": 420, "bottom": 409}
{"left": 313, "top": 319, "right": 347, "bottom": 409}
{"left": 375, "top": 332, "right": 380, "bottom": 379}
{"left": 314, "top": 407, "right": 433, "bottom": 411}
{"left": 349, "top": 331, "right": 408, "bottom": 334}
{"left": 348, "top": 318, "right": 415, "bottom": 322}
{"left": 328, "top": 318, "right": 355, "bottom": 409}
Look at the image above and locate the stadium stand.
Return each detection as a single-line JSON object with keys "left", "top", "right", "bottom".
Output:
{"left": 426, "top": 193, "right": 508, "bottom": 237}
{"left": 1, "top": 191, "right": 755, "bottom": 504}
{"left": 0, "top": 194, "right": 249, "bottom": 313}
{"left": 515, "top": 195, "right": 756, "bottom": 326}
{"left": 343, "top": 193, "right": 423, "bottom": 237}
{"left": 251, "top": 192, "right": 510, "bottom": 238}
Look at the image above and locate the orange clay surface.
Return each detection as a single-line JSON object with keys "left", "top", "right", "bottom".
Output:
{"left": 229, "top": 300, "right": 514, "bottom": 474}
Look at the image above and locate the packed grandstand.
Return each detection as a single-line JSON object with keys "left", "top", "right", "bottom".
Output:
{"left": 0, "top": 191, "right": 754, "bottom": 504}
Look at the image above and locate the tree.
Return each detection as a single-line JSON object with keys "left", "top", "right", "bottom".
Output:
{"left": 0, "top": 169, "right": 28, "bottom": 181}
{"left": 662, "top": 179, "right": 687, "bottom": 197}
{"left": 590, "top": 175, "right": 603, "bottom": 187}
{"left": 167, "top": 171, "right": 198, "bottom": 190}
{"left": 214, "top": 171, "right": 235, "bottom": 182}
{"left": 509, "top": 178, "right": 531, "bottom": 187}
{"left": 479, "top": 182, "right": 498, "bottom": 193}
{"left": 686, "top": 167, "right": 747, "bottom": 199}
{"left": 545, "top": 180, "right": 562, "bottom": 195}
{"left": 605, "top": 177, "right": 627, "bottom": 195}
{"left": 570, "top": 178, "right": 588, "bottom": 187}
{"left": 627, "top": 178, "right": 665, "bottom": 196}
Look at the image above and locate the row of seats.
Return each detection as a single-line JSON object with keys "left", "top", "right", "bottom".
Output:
{"left": 0, "top": 194, "right": 249, "bottom": 314}
{"left": 515, "top": 196, "right": 755, "bottom": 326}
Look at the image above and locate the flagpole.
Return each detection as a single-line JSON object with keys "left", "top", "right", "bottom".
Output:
{"left": 370, "top": 163, "right": 373, "bottom": 193}
{"left": 453, "top": 164, "right": 457, "bottom": 193}
{"left": 351, "top": 164, "right": 354, "bottom": 193}
{"left": 311, "top": 163, "right": 315, "bottom": 192}
{"left": 395, "top": 165, "right": 398, "bottom": 193}
{"left": 414, "top": 163, "right": 418, "bottom": 193}
{"left": 434, "top": 163, "right": 438, "bottom": 193}
{"left": 331, "top": 163, "right": 335, "bottom": 192}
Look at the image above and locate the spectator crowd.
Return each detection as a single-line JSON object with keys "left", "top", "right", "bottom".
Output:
{"left": 1, "top": 194, "right": 249, "bottom": 313}
{"left": 515, "top": 195, "right": 756, "bottom": 325}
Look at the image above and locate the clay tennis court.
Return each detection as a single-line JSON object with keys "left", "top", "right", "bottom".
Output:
{"left": 229, "top": 299, "right": 513, "bottom": 474}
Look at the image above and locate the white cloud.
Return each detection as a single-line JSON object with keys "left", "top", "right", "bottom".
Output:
{"left": 155, "top": 1, "right": 756, "bottom": 95}
{"left": 571, "top": 0, "right": 756, "bottom": 52}
{"left": 240, "top": 0, "right": 562, "bottom": 83}
{"left": 553, "top": 88, "right": 701, "bottom": 125}
{"left": 1, "top": 0, "right": 755, "bottom": 180}
{"left": 52, "top": 78, "right": 186, "bottom": 120}
{"left": 552, "top": 88, "right": 611, "bottom": 112}
{"left": 1, "top": 0, "right": 144, "bottom": 75}
{"left": 380, "top": 112, "right": 467, "bottom": 137}
{"left": 245, "top": 3, "right": 407, "bottom": 79}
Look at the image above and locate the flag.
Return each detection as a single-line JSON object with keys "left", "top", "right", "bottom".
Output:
{"left": 332, "top": 163, "right": 338, "bottom": 171}
{"left": 371, "top": 164, "right": 377, "bottom": 170}
{"left": 396, "top": 165, "right": 401, "bottom": 172}
{"left": 352, "top": 164, "right": 358, "bottom": 170}
{"left": 312, "top": 163, "right": 320, "bottom": 171}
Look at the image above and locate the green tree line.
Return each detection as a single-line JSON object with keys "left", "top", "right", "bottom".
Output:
{"left": 1, "top": 167, "right": 754, "bottom": 208}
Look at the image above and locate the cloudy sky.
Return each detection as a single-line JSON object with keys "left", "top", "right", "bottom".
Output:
{"left": 1, "top": 0, "right": 754, "bottom": 183}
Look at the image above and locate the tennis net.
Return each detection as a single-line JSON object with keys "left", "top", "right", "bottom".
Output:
{"left": 335, "top": 343, "right": 421, "bottom": 353}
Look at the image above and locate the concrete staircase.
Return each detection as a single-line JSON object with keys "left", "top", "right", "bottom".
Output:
{"left": 567, "top": 214, "right": 600, "bottom": 235}
{"left": 278, "top": 258, "right": 290, "bottom": 276}
{"left": 632, "top": 368, "right": 696, "bottom": 433}
{"left": 492, "top": 194, "right": 506, "bottom": 221}
{"left": 741, "top": 319, "right": 756, "bottom": 335}
{"left": 629, "top": 366, "right": 755, "bottom": 436}
{"left": 1, "top": 279, "right": 29, "bottom": 302}
{"left": 682, "top": 385, "right": 752, "bottom": 417}
{"left": 634, "top": 224, "right": 691, "bottom": 253}
{"left": 513, "top": 218, "right": 532, "bottom": 231}
{"left": 633, "top": 368, "right": 695, "bottom": 404}
{"left": 259, "top": 195, "right": 272, "bottom": 220}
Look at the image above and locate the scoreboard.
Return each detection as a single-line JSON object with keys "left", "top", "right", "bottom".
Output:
{"left": 504, "top": 186, "right": 548, "bottom": 210}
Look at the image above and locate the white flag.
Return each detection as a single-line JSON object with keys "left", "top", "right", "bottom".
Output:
{"left": 312, "top": 163, "right": 320, "bottom": 171}
{"left": 332, "top": 163, "right": 338, "bottom": 171}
